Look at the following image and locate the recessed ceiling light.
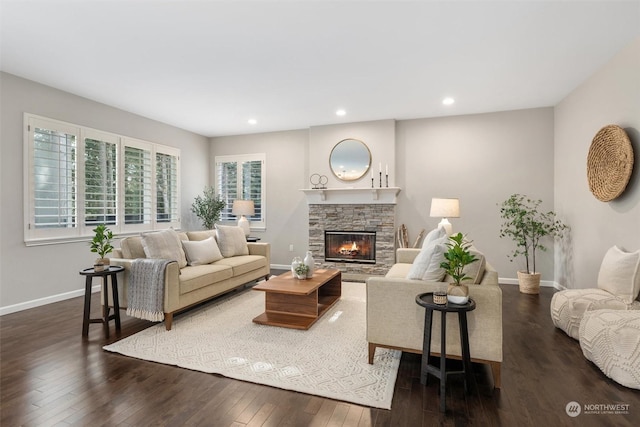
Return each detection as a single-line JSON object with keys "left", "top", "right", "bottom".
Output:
{"left": 248, "top": 119, "right": 257, "bottom": 125}
{"left": 442, "top": 97, "right": 455, "bottom": 106}
{"left": 336, "top": 109, "right": 346, "bottom": 116}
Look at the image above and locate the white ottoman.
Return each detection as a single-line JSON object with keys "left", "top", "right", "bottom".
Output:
{"left": 550, "top": 289, "right": 639, "bottom": 340}
{"left": 579, "top": 309, "right": 640, "bottom": 390}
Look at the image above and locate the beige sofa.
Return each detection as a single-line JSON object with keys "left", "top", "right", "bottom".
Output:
{"left": 366, "top": 247, "right": 503, "bottom": 388}
{"left": 108, "top": 229, "right": 270, "bottom": 330}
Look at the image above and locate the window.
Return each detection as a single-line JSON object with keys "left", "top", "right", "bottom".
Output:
{"left": 215, "top": 153, "right": 266, "bottom": 230}
{"left": 24, "top": 114, "right": 180, "bottom": 244}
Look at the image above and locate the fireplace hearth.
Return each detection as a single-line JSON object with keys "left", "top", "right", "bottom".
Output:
{"left": 325, "top": 231, "right": 376, "bottom": 264}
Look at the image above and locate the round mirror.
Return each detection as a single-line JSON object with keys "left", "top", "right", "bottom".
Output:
{"left": 329, "top": 139, "right": 371, "bottom": 182}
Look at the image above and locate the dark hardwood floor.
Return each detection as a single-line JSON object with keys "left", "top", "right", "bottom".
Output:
{"left": 2, "top": 276, "right": 639, "bottom": 426}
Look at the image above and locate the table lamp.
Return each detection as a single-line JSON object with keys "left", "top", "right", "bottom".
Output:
{"left": 232, "top": 200, "right": 255, "bottom": 236}
{"left": 429, "top": 198, "right": 460, "bottom": 235}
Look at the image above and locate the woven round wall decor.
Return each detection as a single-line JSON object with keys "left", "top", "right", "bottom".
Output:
{"left": 587, "top": 124, "right": 634, "bottom": 202}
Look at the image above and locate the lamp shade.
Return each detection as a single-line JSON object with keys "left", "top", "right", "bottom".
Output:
{"left": 232, "top": 200, "right": 255, "bottom": 216}
{"left": 429, "top": 198, "right": 460, "bottom": 218}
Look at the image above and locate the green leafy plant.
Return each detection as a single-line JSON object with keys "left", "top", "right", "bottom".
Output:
{"left": 294, "top": 263, "right": 309, "bottom": 277}
{"left": 440, "top": 232, "right": 478, "bottom": 286}
{"left": 191, "top": 186, "right": 225, "bottom": 229}
{"left": 90, "top": 224, "right": 114, "bottom": 259}
{"left": 498, "top": 194, "right": 568, "bottom": 274}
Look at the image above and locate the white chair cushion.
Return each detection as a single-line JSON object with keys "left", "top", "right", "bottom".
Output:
{"left": 550, "top": 288, "right": 640, "bottom": 339}
{"left": 215, "top": 225, "right": 249, "bottom": 258}
{"left": 141, "top": 228, "right": 188, "bottom": 268}
{"left": 579, "top": 309, "right": 640, "bottom": 390}
{"left": 406, "top": 234, "right": 448, "bottom": 281}
{"left": 597, "top": 246, "right": 640, "bottom": 304}
{"left": 182, "top": 236, "right": 223, "bottom": 266}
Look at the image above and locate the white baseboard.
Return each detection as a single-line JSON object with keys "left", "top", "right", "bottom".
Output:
{"left": 271, "top": 264, "right": 291, "bottom": 270}
{"left": 0, "top": 285, "right": 101, "bottom": 316}
{"left": 500, "top": 277, "right": 564, "bottom": 290}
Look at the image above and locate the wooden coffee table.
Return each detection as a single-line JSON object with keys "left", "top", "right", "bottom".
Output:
{"left": 252, "top": 268, "right": 341, "bottom": 330}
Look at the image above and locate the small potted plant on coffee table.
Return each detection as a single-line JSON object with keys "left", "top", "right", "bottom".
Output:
{"left": 294, "top": 263, "right": 309, "bottom": 280}
{"left": 440, "top": 232, "right": 478, "bottom": 304}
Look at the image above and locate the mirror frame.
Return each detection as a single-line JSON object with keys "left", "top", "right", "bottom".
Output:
{"left": 329, "top": 138, "right": 372, "bottom": 182}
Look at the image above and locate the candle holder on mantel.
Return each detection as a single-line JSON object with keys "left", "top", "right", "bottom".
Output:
{"left": 379, "top": 172, "right": 382, "bottom": 188}
{"left": 386, "top": 174, "right": 389, "bottom": 188}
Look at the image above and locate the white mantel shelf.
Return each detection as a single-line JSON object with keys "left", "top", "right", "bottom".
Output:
{"left": 301, "top": 187, "right": 401, "bottom": 204}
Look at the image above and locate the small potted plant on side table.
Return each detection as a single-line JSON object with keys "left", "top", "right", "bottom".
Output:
{"left": 440, "top": 232, "right": 478, "bottom": 304}
{"left": 90, "top": 224, "right": 114, "bottom": 271}
{"left": 294, "top": 263, "right": 309, "bottom": 280}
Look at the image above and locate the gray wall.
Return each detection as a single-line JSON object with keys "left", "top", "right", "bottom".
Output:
{"left": 210, "top": 129, "right": 310, "bottom": 267}
{"left": 0, "top": 72, "right": 210, "bottom": 312}
{"left": 396, "top": 108, "right": 556, "bottom": 281}
{"left": 554, "top": 36, "right": 640, "bottom": 289}
{"left": 211, "top": 109, "right": 556, "bottom": 279}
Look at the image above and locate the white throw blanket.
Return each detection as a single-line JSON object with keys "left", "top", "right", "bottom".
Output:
{"left": 126, "top": 258, "right": 173, "bottom": 322}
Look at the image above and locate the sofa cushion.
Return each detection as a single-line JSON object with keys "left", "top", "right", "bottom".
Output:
{"left": 215, "top": 225, "right": 249, "bottom": 257}
{"left": 179, "top": 264, "right": 234, "bottom": 294}
{"left": 214, "top": 255, "right": 267, "bottom": 277}
{"left": 182, "top": 236, "right": 223, "bottom": 266}
{"left": 444, "top": 247, "right": 486, "bottom": 285}
{"left": 121, "top": 236, "right": 146, "bottom": 259}
{"left": 141, "top": 229, "right": 188, "bottom": 268}
{"left": 597, "top": 246, "right": 640, "bottom": 304}
{"left": 406, "top": 234, "right": 448, "bottom": 281}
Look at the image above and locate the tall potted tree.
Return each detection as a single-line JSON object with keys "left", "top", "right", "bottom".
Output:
{"left": 191, "top": 186, "right": 225, "bottom": 229}
{"left": 498, "top": 194, "right": 568, "bottom": 294}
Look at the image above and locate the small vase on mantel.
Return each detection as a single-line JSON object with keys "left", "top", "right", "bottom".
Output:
{"left": 303, "top": 251, "right": 315, "bottom": 278}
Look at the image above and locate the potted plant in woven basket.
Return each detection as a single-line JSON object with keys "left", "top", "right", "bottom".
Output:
{"left": 498, "top": 194, "right": 568, "bottom": 294}
{"left": 440, "top": 232, "right": 478, "bottom": 304}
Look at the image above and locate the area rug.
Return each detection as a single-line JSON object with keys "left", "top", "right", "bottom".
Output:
{"left": 103, "top": 281, "right": 401, "bottom": 409}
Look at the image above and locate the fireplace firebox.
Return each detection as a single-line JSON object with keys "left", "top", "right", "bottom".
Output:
{"left": 324, "top": 231, "right": 376, "bottom": 264}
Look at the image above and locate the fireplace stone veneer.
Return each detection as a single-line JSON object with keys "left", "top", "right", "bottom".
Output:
{"left": 309, "top": 204, "right": 395, "bottom": 280}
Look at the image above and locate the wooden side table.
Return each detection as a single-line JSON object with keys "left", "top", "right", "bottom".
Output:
{"left": 80, "top": 265, "right": 124, "bottom": 338}
{"left": 415, "top": 292, "right": 476, "bottom": 412}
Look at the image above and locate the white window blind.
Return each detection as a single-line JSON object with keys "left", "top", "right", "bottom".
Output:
{"left": 24, "top": 114, "right": 181, "bottom": 244}
{"left": 215, "top": 154, "right": 265, "bottom": 229}
{"left": 83, "top": 132, "right": 117, "bottom": 227}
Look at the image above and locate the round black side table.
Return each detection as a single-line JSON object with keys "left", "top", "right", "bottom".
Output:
{"left": 415, "top": 292, "right": 476, "bottom": 413}
{"left": 80, "top": 265, "right": 124, "bottom": 338}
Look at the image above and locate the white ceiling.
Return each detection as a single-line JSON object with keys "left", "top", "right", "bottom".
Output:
{"left": 1, "top": 1, "right": 639, "bottom": 137}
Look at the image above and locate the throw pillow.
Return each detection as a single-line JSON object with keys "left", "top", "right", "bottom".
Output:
{"left": 421, "top": 226, "right": 447, "bottom": 249}
{"left": 141, "top": 229, "right": 188, "bottom": 268}
{"left": 215, "top": 225, "right": 249, "bottom": 258}
{"left": 597, "top": 246, "right": 640, "bottom": 304}
{"left": 182, "top": 236, "right": 223, "bottom": 266}
{"left": 407, "top": 234, "right": 448, "bottom": 281}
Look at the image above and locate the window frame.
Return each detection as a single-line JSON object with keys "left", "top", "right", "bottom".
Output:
{"left": 215, "top": 153, "right": 266, "bottom": 231}
{"left": 24, "top": 113, "right": 181, "bottom": 246}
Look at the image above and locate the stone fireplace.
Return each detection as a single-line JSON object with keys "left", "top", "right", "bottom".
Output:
{"left": 303, "top": 188, "right": 400, "bottom": 281}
